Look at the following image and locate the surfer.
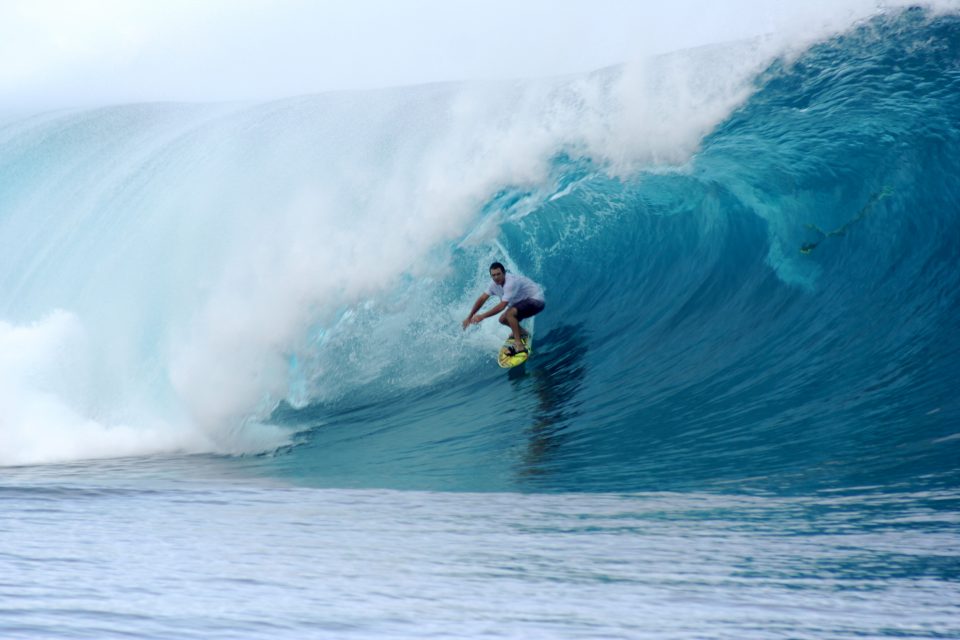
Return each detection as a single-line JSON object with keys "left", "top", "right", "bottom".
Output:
{"left": 462, "top": 262, "right": 545, "bottom": 353}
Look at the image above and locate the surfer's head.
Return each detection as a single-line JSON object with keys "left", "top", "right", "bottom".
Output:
{"left": 489, "top": 262, "right": 506, "bottom": 286}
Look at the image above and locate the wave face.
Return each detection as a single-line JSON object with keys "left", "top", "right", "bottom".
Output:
{"left": 1, "top": 9, "right": 958, "bottom": 492}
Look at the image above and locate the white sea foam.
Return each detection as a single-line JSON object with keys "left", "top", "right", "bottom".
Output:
{"left": 0, "top": 311, "right": 207, "bottom": 465}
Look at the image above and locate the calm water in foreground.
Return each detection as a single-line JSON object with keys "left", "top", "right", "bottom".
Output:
{"left": 2, "top": 456, "right": 958, "bottom": 639}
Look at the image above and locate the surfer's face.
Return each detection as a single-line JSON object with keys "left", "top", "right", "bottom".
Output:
{"left": 490, "top": 267, "right": 505, "bottom": 286}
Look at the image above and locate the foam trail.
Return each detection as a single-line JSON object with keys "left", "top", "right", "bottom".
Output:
{"left": 0, "top": 312, "right": 205, "bottom": 465}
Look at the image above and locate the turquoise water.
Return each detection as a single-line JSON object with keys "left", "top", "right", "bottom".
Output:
{"left": 1, "top": 8, "right": 959, "bottom": 638}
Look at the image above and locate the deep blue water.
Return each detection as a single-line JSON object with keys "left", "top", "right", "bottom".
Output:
{"left": 1, "top": 8, "right": 959, "bottom": 639}
{"left": 266, "top": 9, "right": 960, "bottom": 494}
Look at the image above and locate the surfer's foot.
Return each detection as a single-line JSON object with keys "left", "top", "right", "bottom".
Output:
{"left": 506, "top": 346, "right": 528, "bottom": 356}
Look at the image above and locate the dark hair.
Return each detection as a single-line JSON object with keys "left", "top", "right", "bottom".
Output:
{"left": 489, "top": 261, "right": 506, "bottom": 273}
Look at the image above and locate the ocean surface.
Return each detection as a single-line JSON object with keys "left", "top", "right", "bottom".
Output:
{"left": 1, "top": 7, "right": 959, "bottom": 638}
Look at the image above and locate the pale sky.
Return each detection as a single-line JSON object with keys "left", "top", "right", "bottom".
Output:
{"left": 0, "top": 0, "right": 947, "bottom": 108}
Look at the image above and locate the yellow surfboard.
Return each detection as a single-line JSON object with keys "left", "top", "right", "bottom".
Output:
{"left": 497, "top": 334, "right": 532, "bottom": 368}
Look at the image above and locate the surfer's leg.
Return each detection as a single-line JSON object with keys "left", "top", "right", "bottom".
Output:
{"left": 499, "top": 307, "right": 525, "bottom": 351}
{"left": 511, "top": 299, "right": 544, "bottom": 341}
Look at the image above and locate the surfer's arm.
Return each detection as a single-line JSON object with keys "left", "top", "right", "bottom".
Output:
{"left": 473, "top": 300, "right": 507, "bottom": 323}
{"left": 463, "top": 293, "right": 491, "bottom": 329}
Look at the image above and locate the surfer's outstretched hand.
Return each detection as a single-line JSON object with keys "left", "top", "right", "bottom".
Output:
{"left": 462, "top": 315, "right": 484, "bottom": 330}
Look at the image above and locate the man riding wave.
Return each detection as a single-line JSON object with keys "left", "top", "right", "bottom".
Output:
{"left": 462, "top": 262, "right": 545, "bottom": 354}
